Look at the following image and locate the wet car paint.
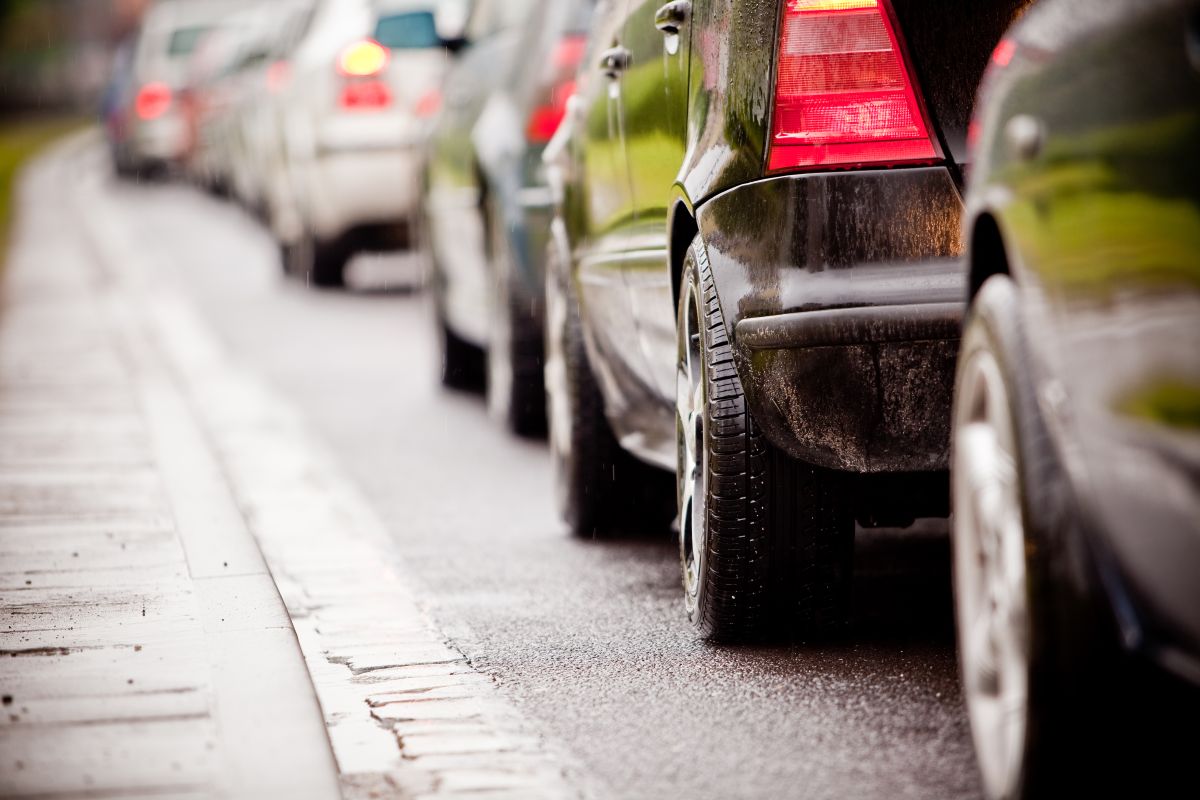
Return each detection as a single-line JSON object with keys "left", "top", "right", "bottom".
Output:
{"left": 559, "top": 0, "right": 1026, "bottom": 474}
{"left": 965, "top": 0, "right": 1200, "bottom": 679}
{"left": 425, "top": 0, "right": 590, "bottom": 354}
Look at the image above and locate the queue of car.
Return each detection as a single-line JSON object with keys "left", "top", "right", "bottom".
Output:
{"left": 101, "top": 0, "right": 1200, "bottom": 796}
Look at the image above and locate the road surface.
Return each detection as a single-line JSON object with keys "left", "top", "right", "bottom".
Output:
{"left": 80, "top": 143, "right": 983, "bottom": 800}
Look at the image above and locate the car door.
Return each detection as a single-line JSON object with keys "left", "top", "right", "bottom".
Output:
{"left": 574, "top": 0, "right": 657, "bottom": 427}
{"left": 620, "top": 0, "right": 692, "bottom": 408}
{"left": 427, "top": 0, "right": 531, "bottom": 345}
{"left": 1007, "top": 0, "right": 1200, "bottom": 636}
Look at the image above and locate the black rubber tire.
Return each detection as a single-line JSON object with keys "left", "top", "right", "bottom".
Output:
{"left": 485, "top": 201, "right": 546, "bottom": 438}
{"left": 680, "top": 238, "right": 854, "bottom": 642}
{"left": 438, "top": 306, "right": 485, "bottom": 392}
{"left": 308, "top": 236, "right": 347, "bottom": 289}
{"left": 547, "top": 242, "right": 672, "bottom": 538}
{"left": 954, "top": 274, "right": 1112, "bottom": 799}
{"left": 488, "top": 287, "right": 547, "bottom": 437}
{"left": 284, "top": 231, "right": 348, "bottom": 288}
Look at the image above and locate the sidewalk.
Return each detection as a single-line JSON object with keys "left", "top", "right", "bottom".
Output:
{"left": 1, "top": 134, "right": 583, "bottom": 800}
{"left": 1, "top": 138, "right": 342, "bottom": 799}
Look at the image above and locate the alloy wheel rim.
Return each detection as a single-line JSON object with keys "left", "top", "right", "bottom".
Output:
{"left": 952, "top": 344, "right": 1030, "bottom": 799}
{"left": 677, "top": 280, "right": 706, "bottom": 611}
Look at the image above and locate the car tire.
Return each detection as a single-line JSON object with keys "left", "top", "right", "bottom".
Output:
{"left": 485, "top": 200, "right": 546, "bottom": 437}
{"left": 309, "top": 236, "right": 347, "bottom": 289}
{"left": 284, "top": 231, "right": 346, "bottom": 288}
{"left": 677, "top": 236, "right": 854, "bottom": 642}
{"left": 437, "top": 303, "right": 485, "bottom": 392}
{"left": 952, "top": 274, "right": 1110, "bottom": 800}
{"left": 544, "top": 229, "right": 672, "bottom": 537}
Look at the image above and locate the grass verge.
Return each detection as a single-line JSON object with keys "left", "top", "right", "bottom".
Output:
{"left": 0, "top": 116, "right": 88, "bottom": 275}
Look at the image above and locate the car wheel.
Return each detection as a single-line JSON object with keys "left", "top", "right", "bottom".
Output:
{"left": 285, "top": 231, "right": 346, "bottom": 288}
{"left": 308, "top": 235, "right": 347, "bottom": 289}
{"left": 279, "top": 237, "right": 302, "bottom": 277}
{"left": 952, "top": 274, "right": 1106, "bottom": 799}
{"left": 677, "top": 236, "right": 854, "bottom": 642}
{"left": 544, "top": 230, "right": 671, "bottom": 537}
{"left": 485, "top": 201, "right": 546, "bottom": 437}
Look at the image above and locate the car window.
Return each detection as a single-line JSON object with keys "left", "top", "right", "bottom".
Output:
{"left": 168, "top": 26, "right": 210, "bottom": 58}
{"left": 374, "top": 10, "right": 439, "bottom": 49}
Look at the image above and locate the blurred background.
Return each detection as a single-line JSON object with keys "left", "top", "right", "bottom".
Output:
{"left": 0, "top": 0, "right": 144, "bottom": 115}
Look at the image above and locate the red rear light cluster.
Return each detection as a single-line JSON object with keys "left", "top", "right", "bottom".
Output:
{"left": 135, "top": 82, "right": 172, "bottom": 121}
{"left": 337, "top": 39, "right": 392, "bottom": 111}
{"left": 340, "top": 82, "right": 393, "bottom": 110}
{"left": 266, "top": 60, "right": 292, "bottom": 93}
{"left": 414, "top": 88, "right": 442, "bottom": 119}
{"left": 525, "top": 35, "right": 588, "bottom": 145}
{"left": 767, "top": 0, "right": 939, "bottom": 172}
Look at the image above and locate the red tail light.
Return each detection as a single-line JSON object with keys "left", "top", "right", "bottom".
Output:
{"left": 135, "top": 82, "right": 172, "bottom": 121}
{"left": 526, "top": 35, "right": 588, "bottom": 144}
{"left": 767, "top": 0, "right": 939, "bottom": 172}
{"left": 338, "top": 39, "right": 389, "bottom": 77}
{"left": 340, "top": 81, "right": 392, "bottom": 110}
{"left": 414, "top": 88, "right": 442, "bottom": 118}
{"left": 266, "top": 60, "right": 292, "bottom": 93}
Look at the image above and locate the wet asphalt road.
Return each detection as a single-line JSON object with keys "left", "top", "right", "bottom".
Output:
{"left": 101, "top": 167, "right": 983, "bottom": 800}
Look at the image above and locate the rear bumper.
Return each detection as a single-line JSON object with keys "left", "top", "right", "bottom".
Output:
{"left": 737, "top": 302, "right": 963, "bottom": 350}
{"left": 130, "top": 112, "right": 189, "bottom": 164}
{"left": 306, "top": 148, "right": 422, "bottom": 241}
{"left": 697, "top": 166, "right": 966, "bottom": 473}
{"left": 737, "top": 302, "right": 962, "bottom": 473}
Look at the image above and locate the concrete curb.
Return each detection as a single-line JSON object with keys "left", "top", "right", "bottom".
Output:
{"left": 68, "top": 133, "right": 585, "bottom": 798}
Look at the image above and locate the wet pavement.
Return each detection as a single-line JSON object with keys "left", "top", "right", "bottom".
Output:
{"left": 4, "top": 136, "right": 985, "bottom": 800}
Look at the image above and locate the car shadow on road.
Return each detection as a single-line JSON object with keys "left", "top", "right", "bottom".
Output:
{"left": 851, "top": 519, "right": 955, "bottom": 646}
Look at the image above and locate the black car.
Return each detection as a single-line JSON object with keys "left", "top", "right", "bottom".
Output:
{"left": 423, "top": 0, "right": 592, "bottom": 435}
{"left": 953, "top": 0, "right": 1200, "bottom": 795}
{"left": 543, "top": 0, "right": 1027, "bottom": 639}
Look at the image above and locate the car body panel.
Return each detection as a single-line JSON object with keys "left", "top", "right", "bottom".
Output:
{"left": 557, "top": 0, "right": 1024, "bottom": 472}
{"left": 966, "top": 0, "right": 1200, "bottom": 674}
{"left": 424, "top": 0, "right": 541, "bottom": 346}
{"left": 699, "top": 166, "right": 965, "bottom": 472}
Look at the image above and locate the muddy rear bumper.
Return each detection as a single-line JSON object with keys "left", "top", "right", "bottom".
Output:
{"left": 696, "top": 166, "right": 967, "bottom": 473}
{"left": 736, "top": 303, "right": 962, "bottom": 473}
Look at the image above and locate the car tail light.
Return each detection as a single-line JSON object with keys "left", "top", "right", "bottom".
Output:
{"left": 767, "top": 0, "right": 939, "bottom": 173}
{"left": 267, "top": 60, "right": 292, "bottom": 93}
{"left": 135, "top": 82, "right": 172, "bottom": 121}
{"left": 414, "top": 88, "right": 442, "bottom": 118}
{"left": 525, "top": 35, "right": 588, "bottom": 144}
{"left": 340, "top": 81, "right": 393, "bottom": 110}
{"left": 338, "top": 39, "right": 389, "bottom": 77}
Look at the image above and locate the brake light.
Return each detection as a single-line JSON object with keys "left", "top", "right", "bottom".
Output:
{"left": 135, "top": 82, "right": 172, "bottom": 120}
{"left": 338, "top": 39, "right": 389, "bottom": 77}
{"left": 340, "top": 81, "right": 392, "bottom": 110}
{"left": 991, "top": 38, "right": 1016, "bottom": 68}
{"left": 767, "top": 0, "right": 939, "bottom": 172}
{"left": 267, "top": 60, "right": 291, "bottom": 93}
{"left": 414, "top": 88, "right": 442, "bottom": 118}
{"left": 526, "top": 35, "right": 587, "bottom": 144}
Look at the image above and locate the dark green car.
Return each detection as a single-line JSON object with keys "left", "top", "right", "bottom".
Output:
{"left": 544, "top": 0, "right": 1025, "bottom": 640}
{"left": 954, "top": 0, "right": 1200, "bottom": 795}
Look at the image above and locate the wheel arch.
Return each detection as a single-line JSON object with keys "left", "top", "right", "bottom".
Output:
{"left": 669, "top": 195, "right": 699, "bottom": 306}
{"left": 967, "top": 210, "right": 1012, "bottom": 303}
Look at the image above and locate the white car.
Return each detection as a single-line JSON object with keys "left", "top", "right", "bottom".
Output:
{"left": 267, "top": 0, "right": 454, "bottom": 287}
{"left": 119, "top": 0, "right": 241, "bottom": 174}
